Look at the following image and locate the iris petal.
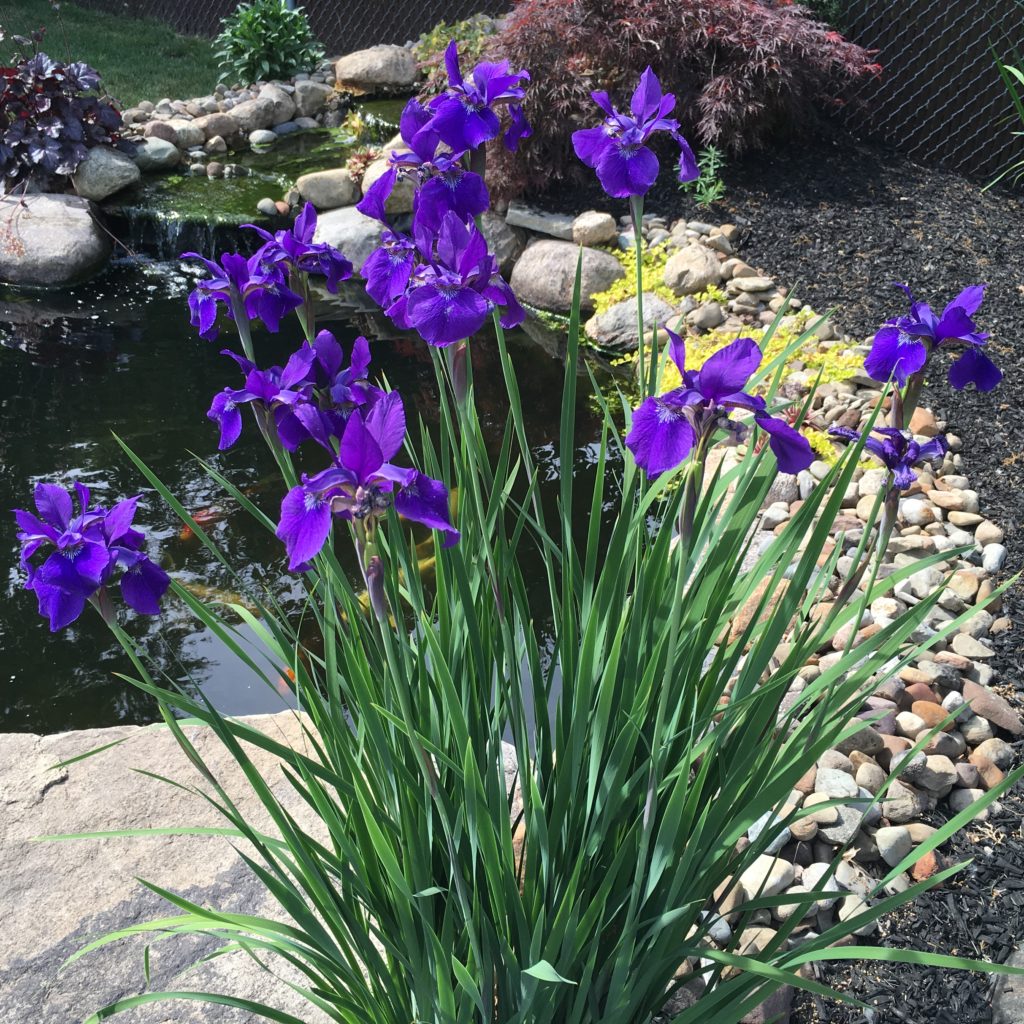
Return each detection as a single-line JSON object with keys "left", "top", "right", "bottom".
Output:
{"left": 625, "top": 397, "right": 697, "bottom": 477}
{"left": 948, "top": 347, "right": 1002, "bottom": 392}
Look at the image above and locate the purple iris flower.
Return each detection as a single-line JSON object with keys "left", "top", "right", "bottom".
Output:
{"left": 356, "top": 98, "right": 490, "bottom": 232}
{"left": 625, "top": 332, "right": 814, "bottom": 478}
{"left": 245, "top": 203, "right": 353, "bottom": 294}
{"left": 572, "top": 67, "right": 699, "bottom": 199}
{"left": 865, "top": 283, "right": 1000, "bottom": 391}
{"left": 829, "top": 426, "right": 947, "bottom": 491}
{"left": 414, "top": 151, "right": 490, "bottom": 232}
{"left": 275, "top": 391, "right": 458, "bottom": 570}
{"left": 208, "top": 346, "right": 315, "bottom": 450}
{"left": 183, "top": 250, "right": 303, "bottom": 341}
{"left": 362, "top": 230, "right": 419, "bottom": 308}
{"left": 13, "top": 482, "right": 170, "bottom": 631}
{"left": 287, "top": 332, "right": 383, "bottom": 450}
{"left": 385, "top": 212, "right": 524, "bottom": 347}
{"left": 209, "top": 332, "right": 381, "bottom": 452}
{"left": 426, "top": 40, "right": 530, "bottom": 153}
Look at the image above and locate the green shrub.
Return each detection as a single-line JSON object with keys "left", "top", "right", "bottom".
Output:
{"left": 796, "top": 0, "right": 847, "bottom": 29}
{"left": 214, "top": 0, "right": 323, "bottom": 85}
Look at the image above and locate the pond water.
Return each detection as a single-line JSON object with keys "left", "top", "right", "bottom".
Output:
{"left": 0, "top": 257, "right": 605, "bottom": 734}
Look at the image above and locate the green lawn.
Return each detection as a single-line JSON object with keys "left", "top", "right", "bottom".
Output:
{"left": 0, "top": 0, "right": 222, "bottom": 106}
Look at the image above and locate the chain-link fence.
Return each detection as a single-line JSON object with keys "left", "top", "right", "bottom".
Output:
{"left": 70, "top": 0, "right": 509, "bottom": 52}
{"left": 70, "top": 0, "right": 1024, "bottom": 184}
{"left": 842, "top": 0, "right": 1024, "bottom": 184}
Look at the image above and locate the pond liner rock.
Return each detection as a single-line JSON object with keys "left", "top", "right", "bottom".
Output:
{"left": 0, "top": 194, "right": 112, "bottom": 288}
{"left": 0, "top": 713, "right": 333, "bottom": 1023}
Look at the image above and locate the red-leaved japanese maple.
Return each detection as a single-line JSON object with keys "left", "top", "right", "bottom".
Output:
{"left": 486, "top": 0, "right": 881, "bottom": 199}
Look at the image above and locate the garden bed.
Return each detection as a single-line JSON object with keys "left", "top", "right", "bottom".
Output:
{"left": 538, "top": 125, "right": 1024, "bottom": 1024}
{"left": 721, "top": 126, "right": 1024, "bottom": 1024}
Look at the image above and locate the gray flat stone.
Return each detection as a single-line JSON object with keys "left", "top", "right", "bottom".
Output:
{"left": 993, "top": 949, "right": 1024, "bottom": 1023}
{"left": 1, "top": 713, "right": 330, "bottom": 1022}
{"left": 505, "top": 201, "right": 574, "bottom": 240}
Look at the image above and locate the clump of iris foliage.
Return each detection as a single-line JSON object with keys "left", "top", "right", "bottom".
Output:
{"left": 19, "top": 48, "right": 1024, "bottom": 1024}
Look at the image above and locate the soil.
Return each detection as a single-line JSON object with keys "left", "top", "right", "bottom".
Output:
{"left": 544, "top": 127, "right": 1024, "bottom": 1023}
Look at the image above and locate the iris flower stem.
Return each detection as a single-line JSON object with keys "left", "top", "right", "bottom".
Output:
{"left": 677, "top": 439, "right": 708, "bottom": 551}
{"left": 229, "top": 293, "right": 256, "bottom": 364}
{"left": 291, "top": 270, "right": 316, "bottom": 342}
{"left": 227, "top": 289, "right": 299, "bottom": 489}
{"left": 900, "top": 371, "right": 926, "bottom": 430}
{"left": 630, "top": 195, "right": 648, "bottom": 397}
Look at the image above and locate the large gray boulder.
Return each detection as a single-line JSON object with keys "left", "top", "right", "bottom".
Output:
{"left": 259, "top": 83, "right": 297, "bottom": 126}
{"left": 313, "top": 205, "right": 385, "bottom": 272}
{"left": 71, "top": 146, "right": 140, "bottom": 201}
{"left": 584, "top": 292, "right": 678, "bottom": 351}
{"left": 166, "top": 118, "right": 204, "bottom": 149}
{"left": 481, "top": 211, "right": 526, "bottom": 277}
{"left": 294, "top": 79, "right": 333, "bottom": 117}
{"left": 510, "top": 240, "right": 625, "bottom": 314}
{"left": 132, "top": 137, "right": 181, "bottom": 172}
{"left": 0, "top": 194, "right": 111, "bottom": 287}
{"left": 334, "top": 44, "right": 418, "bottom": 93}
{"left": 228, "top": 95, "right": 277, "bottom": 134}
{"left": 360, "top": 158, "right": 414, "bottom": 214}
{"left": 0, "top": 713, "right": 331, "bottom": 1023}
{"left": 193, "top": 111, "right": 240, "bottom": 143}
{"left": 296, "top": 168, "right": 361, "bottom": 210}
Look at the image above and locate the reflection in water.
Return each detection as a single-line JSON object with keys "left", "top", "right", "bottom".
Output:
{"left": 1, "top": 260, "right": 603, "bottom": 734}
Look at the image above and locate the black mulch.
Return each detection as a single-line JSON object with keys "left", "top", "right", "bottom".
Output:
{"left": 544, "top": 126, "right": 1024, "bottom": 1022}
{"left": 713, "top": 129, "right": 1024, "bottom": 1024}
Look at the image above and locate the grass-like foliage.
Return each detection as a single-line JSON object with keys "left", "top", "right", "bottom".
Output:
{"left": 487, "top": 0, "right": 881, "bottom": 199}
{"left": 986, "top": 48, "right": 1024, "bottom": 191}
{"left": 52, "top": 293, "right": 1021, "bottom": 1024}
{"left": 214, "top": 0, "right": 323, "bottom": 86}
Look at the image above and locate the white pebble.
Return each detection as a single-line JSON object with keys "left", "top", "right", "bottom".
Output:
{"left": 982, "top": 544, "right": 1008, "bottom": 573}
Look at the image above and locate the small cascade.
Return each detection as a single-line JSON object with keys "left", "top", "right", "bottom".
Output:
{"left": 105, "top": 204, "right": 264, "bottom": 261}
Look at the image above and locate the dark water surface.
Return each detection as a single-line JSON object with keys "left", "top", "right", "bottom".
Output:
{"left": 0, "top": 260, "right": 597, "bottom": 734}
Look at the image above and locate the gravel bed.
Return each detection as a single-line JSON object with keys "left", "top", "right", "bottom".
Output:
{"left": 718, "top": 131, "right": 1024, "bottom": 1024}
